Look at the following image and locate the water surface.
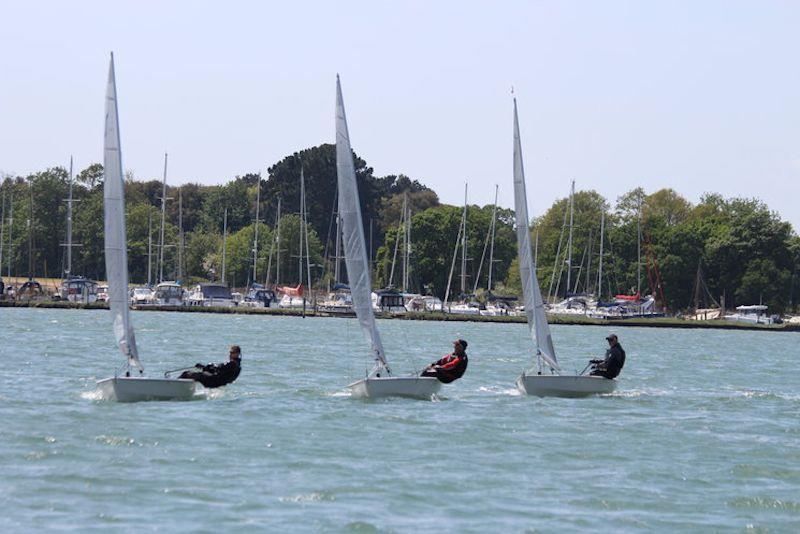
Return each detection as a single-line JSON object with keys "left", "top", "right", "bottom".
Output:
{"left": 1, "top": 308, "right": 798, "bottom": 531}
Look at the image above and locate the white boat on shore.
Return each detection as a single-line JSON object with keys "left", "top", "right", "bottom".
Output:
{"left": 723, "top": 305, "right": 775, "bottom": 324}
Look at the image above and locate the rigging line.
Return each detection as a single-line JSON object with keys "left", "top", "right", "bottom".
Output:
{"left": 443, "top": 212, "right": 464, "bottom": 309}
{"left": 547, "top": 193, "right": 570, "bottom": 302}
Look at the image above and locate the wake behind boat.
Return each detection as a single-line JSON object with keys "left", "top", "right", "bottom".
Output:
{"left": 335, "top": 76, "right": 440, "bottom": 400}
{"left": 511, "top": 97, "right": 616, "bottom": 398}
{"left": 95, "top": 54, "right": 196, "bottom": 403}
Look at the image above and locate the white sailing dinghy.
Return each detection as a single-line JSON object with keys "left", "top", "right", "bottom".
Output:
{"left": 511, "top": 98, "right": 616, "bottom": 398}
{"left": 96, "top": 54, "right": 195, "bottom": 402}
{"left": 336, "top": 76, "right": 441, "bottom": 399}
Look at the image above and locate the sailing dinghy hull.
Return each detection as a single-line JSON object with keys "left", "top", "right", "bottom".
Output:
{"left": 97, "top": 377, "right": 196, "bottom": 402}
{"left": 348, "top": 376, "right": 441, "bottom": 399}
{"left": 516, "top": 374, "right": 616, "bottom": 398}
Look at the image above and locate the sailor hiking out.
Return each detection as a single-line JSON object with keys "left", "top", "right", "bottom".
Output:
{"left": 180, "top": 345, "right": 242, "bottom": 388}
{"left": 421, "top": 339, "right": 469, "bottom": 383}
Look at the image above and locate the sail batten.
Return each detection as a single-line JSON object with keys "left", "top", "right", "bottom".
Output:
{"left": 513, "top": 99, "right": 559, "bottom": 371}
{"left": 103, "top": 54, "right": 142, "bottom": 372}
{"left": 335, "top": 76, "right": 387, "bottom": 368}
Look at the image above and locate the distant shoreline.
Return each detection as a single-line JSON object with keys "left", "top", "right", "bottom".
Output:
{"left": 2, "top": 300, "right": 797, "bottom": 333}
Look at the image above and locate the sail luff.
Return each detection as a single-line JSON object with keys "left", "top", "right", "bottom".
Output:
{"left": 335, "top": 76, "right": 386, "bottom": 368}
{"left": 513, "top": 98, "right": 558, "bottom": 371}
{"left": 103, "top": 53, "right": 142, "bottom": 372}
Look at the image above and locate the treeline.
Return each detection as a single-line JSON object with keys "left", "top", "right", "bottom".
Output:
{"left": 1, "top": 143, "right": 798, "bottom": 312}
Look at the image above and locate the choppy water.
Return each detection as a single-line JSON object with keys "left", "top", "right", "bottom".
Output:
{"left": 1, "top": 308, "right": 798, "bottom": 532}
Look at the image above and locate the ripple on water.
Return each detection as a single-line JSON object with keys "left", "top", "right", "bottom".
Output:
{"left": 1, "top": 309, "right": 799, "bottom": 532}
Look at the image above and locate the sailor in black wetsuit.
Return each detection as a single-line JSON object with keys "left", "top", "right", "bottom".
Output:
{"left": 589, "top": 334, "right": 625, "bottom": 379}
{"left": 180, "top": 345, "right": 242, "bottom": 388}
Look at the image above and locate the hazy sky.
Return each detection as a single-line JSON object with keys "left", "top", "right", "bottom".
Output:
{"left": 2, "top": 1, "right": 799, "bottom": 228}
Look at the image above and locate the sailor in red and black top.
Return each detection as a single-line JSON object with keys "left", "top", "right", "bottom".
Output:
{"left": 420, "top": 339, "right": 469, "bottom": 383}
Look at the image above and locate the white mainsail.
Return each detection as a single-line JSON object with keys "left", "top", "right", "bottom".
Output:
{"left": 104, "top": 53, "right": 142, "bottom": 373}
{"left": 335, "top": 76, "right": 387, "bottom": 370}
{"left": 513, "top": 98, "right": 559, "bottom": 372}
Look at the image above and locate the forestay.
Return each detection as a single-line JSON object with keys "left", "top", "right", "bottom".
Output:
{"left": 335, "top": 76, "right": 387, "bottom": 370}
{"left": 104, "top": 54, "right": 142, "bottom": 373}
{"left": 512, "top": 98, "right": 559, "bottom": 372}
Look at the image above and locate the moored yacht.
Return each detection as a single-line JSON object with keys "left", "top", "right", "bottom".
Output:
{"left": 186, "top": 283, "right": 235, "bottom": 307}
{"left": 58, "top": 276, "right": 99, "bottom": 303}
{"left": 153, "top": 281, "right": 184, "bottom": 306}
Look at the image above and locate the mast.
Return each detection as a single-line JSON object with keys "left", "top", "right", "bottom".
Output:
{"left": 298, "top": 168, "right": 304, "bottom": 289}
{"left": 597, "top": 210, "right": 605, "bottom": 299}
{"left": 402, "top": 191, "right": 410, "bottom": 292}
{"left": 0, "top": 187, "right": 4, "bottom": 275}
{"left": 275, "top": 198, "right": 281, "bottom": 285}
{"left": 389, "top": 193, "right": 406, "bottom": 288}
{"left": 302, "top": 168, "right": 312, "bottom": 299}
{"left": 473, "top": 185, "right": 497, "bottom": 294}
{"left": 27, "top": 179, "right": 34, "bottom": 279}
{"left": 177, "top": 187, "right": 184, "bottom": 280}
{"left": 460, "top": 183, "right": 468, "bottom": 295}
{"left": 487, "top": 184, "right": 498, "bottom": 292}
{"left": 221, "top": 208, "right": 228, "bottom": 284}
{"left": 157, "top": 152, "right": 169, "bottom": 284}
{"left": 534, "top": 227, "right": 539, "bottom": 269}
{"left": 265, "top": 196, "right": 281, "bottom": 286}
{"left": 6, "top": 190, "right": 12, "bottom": 278}
{"left": 637, "top": 206, "right": 642, "bottom": 295}
{"left": 146, "top": 212, "right": 152, "bottom": 287}
{"left": 565, "top": 179, "right": 575, "bottom": 295}
{"left": 252, "top": 175, "right": 261, "bottom": 285}
{"left": 64, "top": 157, "right": 75, "bottom": 278}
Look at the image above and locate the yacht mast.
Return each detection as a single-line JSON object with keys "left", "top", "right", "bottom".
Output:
{"left": 298, "top": 170, "right": 304, "bottom": 289}
{"left": 63, "top": 156, "right": 77, "bottom": 278}
{"left": 565, "top": 179, "right": 575, "bottom": 295}
{"left": 460, "top": 183, "right": 468, "bottom": 295}
{"left": 389, "top": 193, "right": 406, "bottom": 288}
{"left": 252, "top": 175, "right": 261, "bottom": 284}
{"left": 5, "top": 191, "right": 11, "bottom": 278}
{"left": 637, "top": 206, "right": 642, "bottom": 295}
{"left": 177, "top": 187, "right": 184, "bottom": 280}
{"left": 146, "top": 212, "right": 152, "bottom": 286}
{"left": 157, "top": 152, "right": 169, "bottom": 284}
{"left": 487, "top": 184, "right": 498, "bottom": 292}
{"left": 402, "top": 191, "right": 410, "bottom": 292}
{"left": 27, "top": 179, "right": 34, "bottom": 279}
{"left": 275, "top": 197, "right": 282, "bottom": 285}
{"left": 597, "top": 210, "right": 605, "bottom": 299}
{"left": 0, "top": 188, "right": 5, "bottom": 274}
{"left": 443, "top": 186, "right": 466, "bottom": 310}
{"left": 265, "top": 197, "right": 281, "bottom": 286}
{"left": 221, "top": 208, "right": 228, "bottom": 284}
{"left": 473, "top": 185, "right": 498, "bottom": 294}
{"left": 301, "top": 168, "right": 312, "bottom": 297}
